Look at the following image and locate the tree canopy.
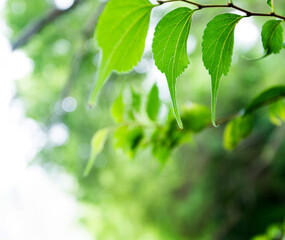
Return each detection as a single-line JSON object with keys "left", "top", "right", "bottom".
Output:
{"left": 5, "top": 0, "right": 285, "bottom": 239}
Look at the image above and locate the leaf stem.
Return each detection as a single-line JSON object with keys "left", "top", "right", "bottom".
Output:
{"left": 157, "top": 0, "right": 285, "bottom": 20}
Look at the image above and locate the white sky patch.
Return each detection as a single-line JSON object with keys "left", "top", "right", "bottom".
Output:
{"left": 0, "top": 0, "right": 6, "bottom": 10}
{"left": 187, "top": 35, "right": 197, "bottom": 55}
{"left": 235, "top": 18, "right": 260, "bottom": 50}
{"left": 229, "top": 10, "right": 260, "bottom": 51}
{"left": 54, "top": 0, "right": 74, "bottom": 10}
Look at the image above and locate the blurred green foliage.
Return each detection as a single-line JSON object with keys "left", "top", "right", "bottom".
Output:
{"left": 5, "top": 0, "right": 285, "bottom": 239}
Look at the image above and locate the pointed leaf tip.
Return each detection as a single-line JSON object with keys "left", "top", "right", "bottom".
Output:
{"left": 84, "top": 128, "right": 109, "bottom": 177}
{"left": 202, "top": 14, "right": 242, "bottom": 126}
{"left": 152, "top": 7, "right": 194, "bottom": 128}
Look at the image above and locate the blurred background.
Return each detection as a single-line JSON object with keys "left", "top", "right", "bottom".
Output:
{"left": 1, "top": 0, "right": 285, "bottom": 239}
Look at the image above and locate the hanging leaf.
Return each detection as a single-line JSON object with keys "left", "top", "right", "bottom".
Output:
{"left": 84, "top": 128, "right": 109, "bottom": 176}
{"left": 146, "top": 84, "right": 160, "bottom": 121}
{"left": 202, "top": 13, "right": 243, "bottom": 126}
{"left": 244, "top": 86, "right": 285, "bottom": 115}
{"left": 89, "top": 0, "right": 154, "bottom": 105}
{"left": 268, "top": 100, "right": 285, "bottom": 126}
{"left": 224, "top": 115, "right": 254, "bottom": 151}
{"left": 261, "top": 20, "right": 283, "bottom": 56}
{"left": 152, "top": 7, "right": 195, "bottom": 129}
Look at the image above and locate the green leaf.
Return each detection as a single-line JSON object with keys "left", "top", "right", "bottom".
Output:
{"left": 267, "top": 0, "right": 273, "bottom": 8}
{"left": 202, "top": 14, "right": 243, "bottom": 126}
{"left": 152, "top": 7, "right": 195, "bottom": 129}
{"left": 89, "top": 0, "right": 154, "bottom": 105}
{"left": 224, "top": 115, "right": 254, "bottom": 151}
{"left": 146, "top": 84, "right": 160, "bottom": 121}
{"left": 84, "top": 128, "right": 109, "bottom": 176}
{"left": 181, "top": 104, "right": 211, "bottom": 132}
{"left": 261, "top": 20, "right": 283, "bottom": 56}
{"left": 268, "top": 100, "right": 285, "bottom": 126}
{"left": 244, "top": 86, "right": 285, "bottom": 115}
{"left": 151, "top": 129, "right": 172, "bottom": 164}
{"left": 131, "top": 88, "right": 141, "bottom": 113}
{"left": 111, "top": 94, "right": 124, "bottom": 123}
{"left": 114, "top": 126, "right": 144, "bottom": 158}
{"left": 127, "top": 88, "right": 142, "bottom": 120}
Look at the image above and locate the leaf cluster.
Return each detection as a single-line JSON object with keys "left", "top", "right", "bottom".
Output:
{"left": 91, "top": 0, "right": 285, "bottom": 128}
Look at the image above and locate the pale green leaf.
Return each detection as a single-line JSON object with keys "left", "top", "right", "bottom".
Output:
{"left": 261, "top": 20, "right": 283, "bottom": 56}
{"left": 224, "top": 115, "right": 254, "bottom": 151}
{"left": 111, "top": 94, "right": 124, "bottom": 123}
{"left": 146, "top": 84, "right": 160, "bottom": 121}
{"left": 268, "top": 100, "right": 285, "bottom": 126}
{"left": 89, "top": 0, "right": 154, "bottom": 105}
{"left": 202, "top": 14, "right": 243, "bottom": 126}
{"left": 152, "top": 7, "right": 195, "bottom": 129}
{"left": 84, "top": 128, "right": 109, "bottom": 176}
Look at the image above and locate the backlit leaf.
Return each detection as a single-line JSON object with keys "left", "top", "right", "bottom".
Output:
{"left": 84, "top": 128, "right": 109, "bottom": 176}
{"left": 89, "top": 0, "right": 154, "bottom": 105}
{"left": 202, "top": 14, "right": 243, "bottom": 126}
{"left": 152, "top": 7, "right": 195, "bottom": 129}
{"left": 261, "top": 20, "right": 283, "bottom": 56}
{"left": 111, "top": 94, "right": 124, "bottom": 123}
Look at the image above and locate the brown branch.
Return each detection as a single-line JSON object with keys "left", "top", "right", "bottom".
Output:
{"left": 157, "top": 0, "right": 285, "bottom": 20}
{"left": 11, "top": 0, "right": 86, "bottom": 50}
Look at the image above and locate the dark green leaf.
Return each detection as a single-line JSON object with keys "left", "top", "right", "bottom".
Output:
{"left": 244, "top": 86, "right": 285, "bottom": 115}
{"left": 146, "top": 84, "right": 160, "bottom": 121}
{"left": 89, "top": 0, "right": 154, "bottom": 105}
{"left": 202, "top": 13, "right": 243, "bottom": 126}
{"left": 152, "top": 7, "right": 195, "bottom": 129}
{"left": 267, "top": 0, "right": 273, "bottom": 8}
{"left": 261, "top": 20, "right": 283, "bottom": 55}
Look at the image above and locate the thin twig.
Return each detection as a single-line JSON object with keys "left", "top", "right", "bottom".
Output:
{"left": 157, "top": 0, "right": 285, "bottom": 20}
